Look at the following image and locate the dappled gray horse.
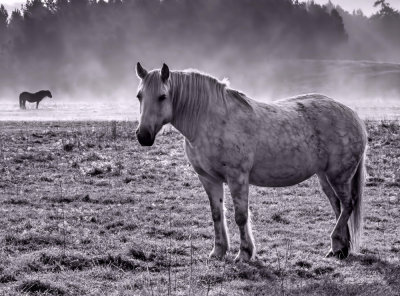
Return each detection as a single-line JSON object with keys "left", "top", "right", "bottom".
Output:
{"left": 19, "top": 90, "right": 52, "bottom": 109}
{"left": 135, "top": 63, "right": 367, "bottom": 261}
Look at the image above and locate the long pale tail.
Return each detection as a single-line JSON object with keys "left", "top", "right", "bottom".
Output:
{"left": 348, "top": 152, "right": 366, "bottom": 252}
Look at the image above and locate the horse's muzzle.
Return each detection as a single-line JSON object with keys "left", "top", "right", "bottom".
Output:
{"left": 136, "top": 128, "right": 155, "bottom": 146}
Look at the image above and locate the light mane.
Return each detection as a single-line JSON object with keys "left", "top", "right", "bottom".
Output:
{"left": 168, "top": 70, "right": 252, "bottom": 141}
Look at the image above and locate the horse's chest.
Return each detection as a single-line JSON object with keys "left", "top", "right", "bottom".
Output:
{"left": 185, "top": 137, "right": 252, "bottom": 182}
{"left": 185, "top": 139, "right": 222, "bottom": 181}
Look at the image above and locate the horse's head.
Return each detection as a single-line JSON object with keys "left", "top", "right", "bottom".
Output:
{"left": 135, "top": 62, "right": 172, "bottom": 146}
{"left": 46, "top": 90, "right": 53, "bottom": 98}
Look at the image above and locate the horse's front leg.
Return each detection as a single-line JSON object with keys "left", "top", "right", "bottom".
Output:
{"left": 228, "top": 175, "right": 255, "bottom": 261}
{"left": 36, "top": 101, "right": 39, "bottom": 109}
{"left": 199, "top": 175, "right": 229, "bottom": 259}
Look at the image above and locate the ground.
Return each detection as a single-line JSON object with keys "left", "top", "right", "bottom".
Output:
{"left": 0, "top": 120, "right": 399, "bottom": 296}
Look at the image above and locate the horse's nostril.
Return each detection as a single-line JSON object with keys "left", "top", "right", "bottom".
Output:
{"left": 135, "top": 129, "right": 139, "bottom": 135}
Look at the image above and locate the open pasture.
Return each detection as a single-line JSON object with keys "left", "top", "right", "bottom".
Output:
{"left": 0, "top": 120, "right": 399, "bottom": 295}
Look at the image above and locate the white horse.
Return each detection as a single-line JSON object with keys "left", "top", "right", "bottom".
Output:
{"left": 134, "top": 63, "right": 367, "bottom": 261}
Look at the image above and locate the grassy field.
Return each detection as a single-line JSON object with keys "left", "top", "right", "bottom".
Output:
{"left": 0, "top": 120, "right": 399, "bottom": 296}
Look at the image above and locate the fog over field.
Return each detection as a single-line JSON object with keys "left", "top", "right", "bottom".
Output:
{"left": 0, "top": 0, "right": 399, "bottom": 120}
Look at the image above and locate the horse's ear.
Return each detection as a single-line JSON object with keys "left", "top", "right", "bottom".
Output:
{"left": 136, "top": 62, "right": 148, "bottom": 80}
{"left": 161, "top": 63, "right": 169, "bottom": 83}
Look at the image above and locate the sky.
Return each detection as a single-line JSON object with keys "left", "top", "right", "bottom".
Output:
{"left": 312, "top": 0, "right": 400, "bottom": 15}
{"left": 1, "top": 0, "right": 400, "bottom": 16}
{"left": 1, "top": 0, "right": 22, "bottom": 13}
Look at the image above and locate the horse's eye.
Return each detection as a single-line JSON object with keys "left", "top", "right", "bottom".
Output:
{"left": 137, "top": 93, "right": 142, "bottom": 102}
{"left": 158, "top": 94, "right": 166, "bottom": 102}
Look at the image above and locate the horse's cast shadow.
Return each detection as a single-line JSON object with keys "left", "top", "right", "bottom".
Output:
{"left": 202, "top": 251, "right": 399, "bottom": 294}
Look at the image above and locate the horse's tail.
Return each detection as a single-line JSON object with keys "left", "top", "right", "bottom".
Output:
{"left": 349, "top": 150, "right": 366, "bottom": 253}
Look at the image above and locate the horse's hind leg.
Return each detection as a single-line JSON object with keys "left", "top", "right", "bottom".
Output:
{"left": 317, "top": 173, "right": 343, "bottom": 257}
{"left": 325, "top": 178, "right": 353, "bottom": 259}
{"left": 199, "top": 175, "right": 229, "bottom": 259}
{"left": 318, "top": 173, "right": 341, "bottom": 220}
{"left": 227, "top": 176, "right": 255, "bottom": 261}
{"left": 36, "top": 101, "right": 39, "bottom": 109}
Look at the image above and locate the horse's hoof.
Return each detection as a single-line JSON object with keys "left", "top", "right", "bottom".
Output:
{"left": 234, "top": 250, "right": 253, "bottom": 262}
{"left": 209, "top": 247, "right": 227, "bottom": 260}
{"left": 325, "top": 250, "right": 334, "bottom": 258}
{"left": 334, "top": 247, "right": 349, "bottom": 260}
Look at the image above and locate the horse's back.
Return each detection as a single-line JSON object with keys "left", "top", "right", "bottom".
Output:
{"left": 277, "top": 93, "right": 366, "bottom": 147}
{"left": 269, "top": 94, "right": 366, "bottom": 139}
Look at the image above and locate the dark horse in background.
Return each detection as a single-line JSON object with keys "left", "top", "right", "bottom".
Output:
{"left": 19, "top": 90, "right": 52, "bottom": 109}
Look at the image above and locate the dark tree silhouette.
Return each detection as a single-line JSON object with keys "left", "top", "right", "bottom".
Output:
{"left": 0, "top": 4, "right": 8, "bottom": 63}
{"left": 0, "top": 4, "right": 7, "bottom": 35}
{"left": 371, "top": 0, "right": 400, "bottom": 49}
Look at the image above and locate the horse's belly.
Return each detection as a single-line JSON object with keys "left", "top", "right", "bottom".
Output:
{"left": 249, "top": 168, "right": 315, "bottom": 187}
{"left": 249, "top": 151, "right": 319, "bottom": 187}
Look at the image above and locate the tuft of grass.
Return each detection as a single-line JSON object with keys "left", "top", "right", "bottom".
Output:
{"left": 313, "top": 266, "right": 334, "bottom": 275}
{"left": 199, "top": 272, "right": 224, "bottom": 286}
{"left": 360, "top": 254, "right": 381, "bottom": 266}
{"left": 93, "top": 254, "right": 143, "bottom": 271}
{"left": 3, "top": 198, "right": 30, "bottom": 205}
{"left": 17, "top": 279, "right": 66, "bottom": 295}
{"left": 128, "top": 248, "right": 147, "bottom": 261}
{"left": 0, "top": 273, "right": 17, "bottom": 283}
{"left": 33, "top": 252, "right": 92, "bottom": 272}
{"left": 271, "top": 212, "right": 290, "bottom": 224}
{"left": 4, "top": 233, "right": 65, "bottom": 252}
{"left": 295, "top": 269, "right": 314, "bottom": 279}
{"left": 237, "top": 262, "right": 275, "bottom": 281}
{"left": 63, "top": 142, "right": 74, "bottom": 152}
{"left": 295, "top": 260, "right": 312, "bottom": 269}
{"left": 104, "top": 220, "right": 125, "bottom": 230}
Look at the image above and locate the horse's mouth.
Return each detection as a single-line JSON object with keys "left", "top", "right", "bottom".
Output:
{"left": 136, "top": 129, "right": 155, "bottom": 146}
{"left": 137, "top": 137, "right": 155, "bottom": 146}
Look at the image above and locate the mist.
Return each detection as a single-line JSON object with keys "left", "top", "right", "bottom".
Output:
{"left": 0, "top": 0, "right": 399, "bottom": 120}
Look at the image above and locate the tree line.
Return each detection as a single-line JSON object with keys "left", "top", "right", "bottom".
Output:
{"left": 0, "top": 0, "right": 398, "bottom": 98}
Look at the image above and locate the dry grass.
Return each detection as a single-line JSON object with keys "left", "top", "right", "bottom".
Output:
{"left": 0, "top": 120, "right": 399, "bottom": 295}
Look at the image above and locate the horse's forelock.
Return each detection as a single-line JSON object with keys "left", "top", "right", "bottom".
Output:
{"left": 141, "top": 70, "right": 164, "bottom": 94}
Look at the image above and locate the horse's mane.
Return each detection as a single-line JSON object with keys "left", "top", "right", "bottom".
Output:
{"left": 169, "top": 71, "right": 225, "bottom": 135}
{"left": 35, "top": 90, "right": 51, "bottom": 96}
{"left": 165, "top": 70, "right": 252, "bottom": 140}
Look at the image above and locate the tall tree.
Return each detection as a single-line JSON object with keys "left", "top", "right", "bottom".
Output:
{"left": 0, "top": 4, "right": 8, "bottom": 38}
